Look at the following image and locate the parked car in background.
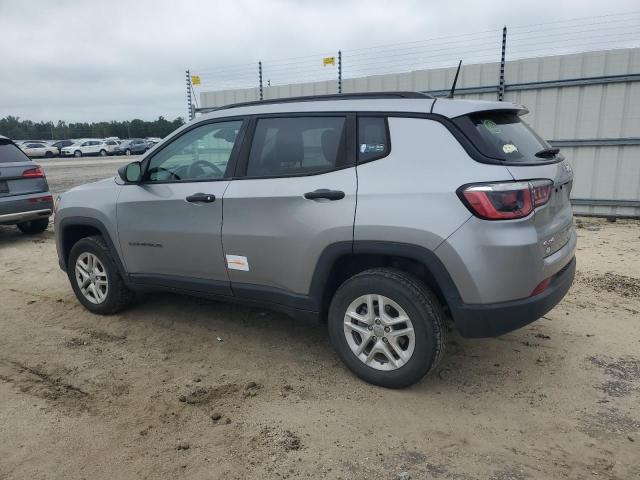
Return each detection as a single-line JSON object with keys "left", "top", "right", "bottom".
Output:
{"left": 52, "top": 140, "right": 75, "bottom": 155}
{"left": 103, "top": 139, "right": 120, "bottom": 155}
{"left": 61, "top": 139, "right": 109, "bottom": 157}
{"left": 114, "top": 138, "right": 148, "bottom": 156}
{"left": 0, "top": 135, "right": 53, "bottom": 234}
{"left": 145, "top": 138, "right": 160, "bottom": 149}
{"left": 19, "top": 141, "right": 59, "bottom": 158}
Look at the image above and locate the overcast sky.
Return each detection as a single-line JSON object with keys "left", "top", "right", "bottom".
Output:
{"left": 0, "top": 0, "right": 638, "bottom": 122}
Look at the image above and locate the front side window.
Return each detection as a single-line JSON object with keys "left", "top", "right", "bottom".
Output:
{"left": 358, "top": 116, "right": 389, "bottom": 162}
{"left": 146, "top": 120, "right": 242, "bottom": 182}
{"left": 246, "top": 116, "right": 347, "bottom": 177}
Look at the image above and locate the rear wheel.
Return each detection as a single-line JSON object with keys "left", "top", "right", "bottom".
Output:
{"left": 99, "top": 149, "right": 107, "bottom": 157}
{"left": 74, "top": 150, "right": 82, "bottom": 157}
{"left": 125, "top": 149, "right": 132, "bottom": 156}
{"left": 45, "top": 151, "right": 53, "bottom": 158}
{"left": 67, "top": 236, "right": 134, "bottom": 314}
{"left": 17, "top": 218, "right": 49, "bottom": 234}
{"left": 328, "top": 268, "right": 446, "bottom": 388}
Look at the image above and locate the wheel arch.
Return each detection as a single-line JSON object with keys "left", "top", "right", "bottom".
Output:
{"left": 310, "top": 241, "right": 462, "bottom": 321}
{"left": 57, "top": 217, "right": 127, "bottom": 278}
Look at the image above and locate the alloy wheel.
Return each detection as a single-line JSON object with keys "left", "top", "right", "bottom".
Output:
{"left": 75, "top": 252, "right": 109, "bottom": 304}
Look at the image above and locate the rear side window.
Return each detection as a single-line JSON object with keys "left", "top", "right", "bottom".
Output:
{"left": 0, "top": 142, "right": 31, "bottom": 163}
{"left": 246, "top": 116, "right": 347, "bottom": 177}
{"left": 455, "top": 112, "right": 554, "bottom": 162}
{"left": 358, "top": 117, "right": 389, "bottom": 162}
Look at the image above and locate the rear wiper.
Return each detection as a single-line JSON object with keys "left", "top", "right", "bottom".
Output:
{"left": 535, "top": 147, "right": 560, "bottom": 158}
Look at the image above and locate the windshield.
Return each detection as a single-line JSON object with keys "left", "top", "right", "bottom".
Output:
{"left": 455, "top": 111, "right": 558, "bottom": 163}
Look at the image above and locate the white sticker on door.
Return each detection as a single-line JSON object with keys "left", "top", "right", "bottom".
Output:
{"left": 226, "top": 255, "right": 249, "bottom": 271}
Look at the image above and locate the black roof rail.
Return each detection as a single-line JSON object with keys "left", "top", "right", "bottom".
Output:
{"left": 195, "top": 91, "right": 434, "bottom": 114}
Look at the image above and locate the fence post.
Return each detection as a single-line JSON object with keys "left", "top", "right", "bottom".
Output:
{"left": 259, "top": 61, "right": 263, "bottom": 100}
{"left": 338, "top": 50, "right": 342, "bottom": 94}
{"left": 498, "top": 26, "right": 507, "bottom": 101}
{"left": 186, "top": 69, "right": 194, "bottom": 120}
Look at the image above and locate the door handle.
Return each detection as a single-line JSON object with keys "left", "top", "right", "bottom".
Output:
{"left": 303, "top": 189, "right": 345, "bottom": 201}
{"left": 186, "top": 193, "right": 216, "bottom": 203}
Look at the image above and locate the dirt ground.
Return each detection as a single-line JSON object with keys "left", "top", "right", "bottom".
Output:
{"left": 0, "top": 216, "right": 638, "bottom": 480}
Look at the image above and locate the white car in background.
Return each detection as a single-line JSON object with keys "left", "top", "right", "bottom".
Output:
{"left": 19, "top": 141, "right": 59, "bottom": 158}
{"left": 61, "top": 139, "right": 109, "bottom": 157}
{"left": 103, "top": 139, "right": 120, "bottom": 155}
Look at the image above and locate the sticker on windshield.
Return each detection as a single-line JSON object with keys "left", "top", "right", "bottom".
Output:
{"left": 360, "top": 143, "right": 385, "bottom": 154}
{"left": 482, "top": 119, "right": 501, "bottom": 134}
{"left": 502, "top": 143, "right": 518, "bottom": 154}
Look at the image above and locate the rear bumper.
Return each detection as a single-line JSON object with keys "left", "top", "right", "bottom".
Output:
{"left": 0, "top": 208, "right": 52, "bottom": 224}
{"left": 450, "top": 257, "right": 576, "bottom": 338}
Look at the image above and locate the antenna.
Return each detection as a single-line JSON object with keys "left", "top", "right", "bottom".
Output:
{"left": 447, "top": 60, "right": 462, "bottom": 98}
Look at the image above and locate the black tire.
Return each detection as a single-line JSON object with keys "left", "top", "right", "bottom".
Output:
{"left": 74, "top": 150, "right": 82, "bottom": 157}
{"left": 328, "top": 268, "right": 446, "bottom": 388}
{"left": 45, "top": 151, "right": 53, "bottom": 158}
{"left": 125, "top": 149, "right": 132, "bottom": 156}
{"left": 99, "top": 149, "right": 107, "bottom": 157}
{"left": 67, "top": 235, "right": 134, "bottom": 315}
{"left": 16, "top": 218, "right": 49, "bottom": 234}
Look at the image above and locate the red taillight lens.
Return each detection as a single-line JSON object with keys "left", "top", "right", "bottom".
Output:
{"left": 531, "top": 180, "right": 552, "bottom": 207}
{"left": 459, "top": 180, "right": 553, "bottom": 220}
{"left": 22, "top": 166, "right": 45, "bottom": 178}
{"left": 28, "top": 195, "right": 53, "bottom": 204}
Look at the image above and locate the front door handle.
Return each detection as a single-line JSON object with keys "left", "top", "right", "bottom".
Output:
{"left": 186, "top": 193, "right": 216, "bottom": 203}
{"left": 303, "top": 189, "right": 345, "bottom": 201}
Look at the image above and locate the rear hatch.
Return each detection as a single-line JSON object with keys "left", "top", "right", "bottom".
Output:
{"left": 453, "top": 110, "right": 575, "bottom": 259}
{"left": 0, "top": 139, "right": 49, "bottom": 198}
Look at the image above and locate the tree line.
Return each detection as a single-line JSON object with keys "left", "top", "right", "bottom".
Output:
{"left": 0, "top": 116, "right": 185, "bottom": 141}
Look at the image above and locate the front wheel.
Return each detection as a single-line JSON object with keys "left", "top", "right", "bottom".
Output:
{"left": 328, "top": 268, "right": 446, "bottom": 388}
{"left": 67, "top": 236, "right": 134, "bottom": 314}
{"left": 74, "top": 150, "right": 82, "bottom": 157}
{"left": 17, "top": 218, "right": 49, "bottom": 234}
{"left": 99, "top": 149, "right": 107, "bottom": 157}
{"left": 125, "top": 149, "right": 132, "bottom": 156}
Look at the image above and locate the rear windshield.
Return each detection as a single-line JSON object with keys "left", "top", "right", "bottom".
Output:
{"left": 455, "top": 111, "right": 556, "bottom": 163}
{"left": 0, "top": 141, "right": 31, "bottom": 163}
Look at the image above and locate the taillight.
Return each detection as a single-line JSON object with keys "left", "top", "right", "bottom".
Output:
{"left": 22, "top": 166, "right": 45, "bottom": 178}
{"left": 28, "top": 195, "right": 53, "bottom": 204}
{"left": 458, "top": 179, "right": 553, "bottom": 220}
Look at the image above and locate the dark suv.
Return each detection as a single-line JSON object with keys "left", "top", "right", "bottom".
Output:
{"left": 0, "top": 136, "right": 53, "bottom": 234}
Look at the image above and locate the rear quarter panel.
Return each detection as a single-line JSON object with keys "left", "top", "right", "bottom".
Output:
{"left": 354, "top": 117, "right": 513, "bottom": 249}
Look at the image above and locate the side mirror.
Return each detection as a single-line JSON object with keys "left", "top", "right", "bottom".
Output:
{"left": 118, "top": 161, "right": 142, "bottom": 183}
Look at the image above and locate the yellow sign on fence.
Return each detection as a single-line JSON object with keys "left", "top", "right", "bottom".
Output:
{"left": 323, "top": 56, "right": 335, "bottom": 66}
{"left": 191, "top": 75, "right": 201, "bottom": 86}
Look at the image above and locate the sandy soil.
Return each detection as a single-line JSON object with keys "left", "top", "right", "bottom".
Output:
{"left": 0, "top": 217, "right": 638, "bottom": 480}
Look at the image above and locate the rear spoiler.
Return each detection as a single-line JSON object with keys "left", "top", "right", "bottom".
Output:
{"left": 431, "top": 98, "right": 529, "bottom": 118}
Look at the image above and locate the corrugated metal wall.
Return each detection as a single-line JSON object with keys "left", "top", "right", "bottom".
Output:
{"left": 200, "top": 48, "right": 640, "bottom": 217}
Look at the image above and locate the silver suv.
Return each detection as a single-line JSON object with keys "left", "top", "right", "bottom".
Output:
{"left": 54, "top": 92, "right": 576, "bottom": 388}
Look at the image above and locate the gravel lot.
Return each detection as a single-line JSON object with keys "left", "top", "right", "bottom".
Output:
{"left": 0, "top": 162, "right": 639, "bottom": 479}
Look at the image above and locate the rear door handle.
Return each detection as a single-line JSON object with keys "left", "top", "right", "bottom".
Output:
{"left": 303, "top": 189, "right": 345, "bottom": 201}
{"left": 186, "top": 193, "right": 216, "bottom": 203}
